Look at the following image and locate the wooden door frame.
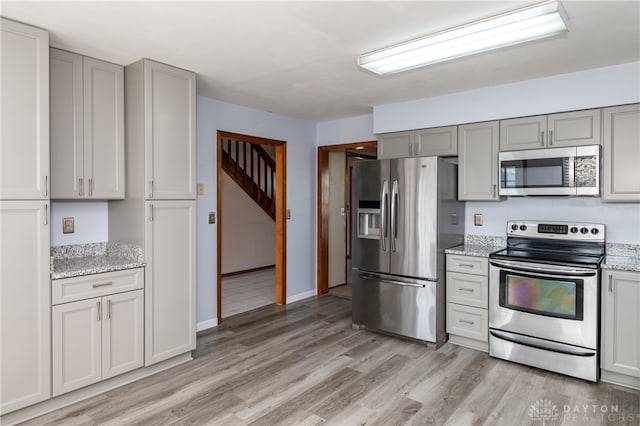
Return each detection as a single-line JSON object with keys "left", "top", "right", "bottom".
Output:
{"left": 217, "top": 130, "right": 287, "bottom": 324}
{"left": 317, "top": 140, "right": 376, "bottom": 295}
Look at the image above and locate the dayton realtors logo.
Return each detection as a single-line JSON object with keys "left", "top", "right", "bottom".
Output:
{"left": 528, "top": 399, "right": 560, "bottom": 425}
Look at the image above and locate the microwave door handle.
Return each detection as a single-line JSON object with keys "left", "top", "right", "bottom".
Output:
{"left": 381, "top": 180, "right": 388, "bottom": 252}
{"left": 568, "top": 156, "right": 575, "bottom": 188}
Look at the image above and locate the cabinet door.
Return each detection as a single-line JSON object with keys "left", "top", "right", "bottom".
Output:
{"left": 603, "top": 104, "right": 640, "bottom": 202}
{"left": 103, "top": 290, "right": 144, "bottom": 379}
{"left": 548, "top": 109, "right": 601, "bottom": 148}
{"left": 458, "top": 121, "right": 499, "bottom": 200}
{"left": 50, "top": 48, "right": 84, "bottom": 199}
{"left": 0, "top": 19, "right": 49, "bottom": 200}
{"left": 601, "top": 270, "right": 640, "bottom": 378}
{"left": 84, "top": 57, "right": 125, "bottom": 199}
{"left": 0, "top": 201, "right": 50, "bottom": 413}
{"left": 52, "top": 298, "right": 102, "bottom": 396}
{"left": 377, "top": 131, "right": 413, "bottom": 159}
{"left": 144, "top": 60, "right": 196, "bottom": 199}
{"left": 415, "top": 126, "right": 457, "bottom": 156}
{"left": 145, "top": 200, "right": 196, "bottom": 365}
{"left": 499, "top": 115, "right": 547, "bottom": 151}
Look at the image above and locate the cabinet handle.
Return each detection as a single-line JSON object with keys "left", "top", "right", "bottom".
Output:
{"left": 43, "top": 204, "right": 48, "bottom": 225}
{"left": 540, "top": 131, "right": 545, "bottom": 146}
{"left": 409, "top": 143, "right": 413, "bottom": 156}
{"left": 79, "top": 178, "right": 84, "bottom": 196}
{"left": 107, "top": 300, "right": 111, "bottom": 319}
{"left": 549, "top": 130, "right": 553, "bottom": 146}
{"left": 460, "top": 319, "right": 475, "bottom": 325}
{"left": 92, "top": 282, "right": 113, "bottom": 288}
{"left": 88, "top": 178, "right": 93, "bottom": 197}
{"left": 149, "top": 204, "right": 154, "bottom": 222}
{"left": 458, "top": 263, "right": 474, "bottom": 268}
{"left": 459, "top": 287, "right": 474, "bottom": 292}
{"left": 148, "top": 180, "right": 154, "bottom": 198}
{"left": 97, "top": 301, "right": 102, "bottom": 321}
{"left": 43, "top": 176, "right": 48, "bottom": 197}
{"left": 608, "top": 275, "right": 612, "bottom": 292}
{"left": 492, "top": 184, "right": 497, "bottom": 198}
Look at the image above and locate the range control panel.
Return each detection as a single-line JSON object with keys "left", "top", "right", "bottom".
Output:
{"left": 506, "top": 220, "right": 605, "bottom": 242}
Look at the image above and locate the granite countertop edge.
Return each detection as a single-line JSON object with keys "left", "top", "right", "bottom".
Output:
{"left": 444, "top": 244, "right": 505, "bottom": 258}
{"left": 601, "top": 256, "right": 640, "bottom": 273}
{"left": 51, "top": 259, "right": 146, "bottom": 280}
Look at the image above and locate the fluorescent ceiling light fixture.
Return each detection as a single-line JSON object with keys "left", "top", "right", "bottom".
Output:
{"left": 358, "top": 0, "right": 568, "bottom": 75}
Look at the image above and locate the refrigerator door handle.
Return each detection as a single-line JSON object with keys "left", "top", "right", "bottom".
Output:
{"left": 360, "top": 273, "right": 426, "bottom": 288}
{"left": 391, "top": 180, "right": 399, "bottom": 252}
{"left": 381, "top": 180, "right": 388, "bottom": 252}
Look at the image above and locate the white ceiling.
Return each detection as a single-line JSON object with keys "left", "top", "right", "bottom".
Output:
{"left": 3, "top": 1, "right": 639, "bottom": 121}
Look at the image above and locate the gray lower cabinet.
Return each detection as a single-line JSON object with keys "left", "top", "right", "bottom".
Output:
{"left": 50, "top": 48, "right": 124, "bottom": 199}
{"left": 446, "top": 254, "right": 489, "bottom": 352}
{"left": 0, "top": 201, "right": 50, "bottom": 414}
{"left": 52, "top": 272, "right": 144, "bottom": 396}
{"left": 458, "top": 121, "right": 500, "bottom": 201}
{"left": 602, "top": 104, "right": 640, "bottom": 202}
{"left": 144, "top": 200, "right": 196, "bottom": 366}
{"left": 499, "top": 109, "right": 601, "bottom": 151}
{"left": 601, "top": 269, "right": 640, "bottom": 389}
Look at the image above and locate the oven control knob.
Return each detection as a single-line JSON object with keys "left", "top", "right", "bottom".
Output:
{"left": 591, "top": 228, "right": 599, "bottom": 235}
{"left": 519, "top": 225, "right": 527, "bottom": 231}
{"left": 511, "top": 224, "right": 518, "bottom": 231}
{"left": 580, "top": 227, "right": 589, "bottom": 234}
{"left": 570, "top": 227, "right": 579, "bottom": 234}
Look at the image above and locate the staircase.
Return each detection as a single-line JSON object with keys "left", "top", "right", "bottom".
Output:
{"left": 221, "top": 137, "right": 275, "bottom": 220}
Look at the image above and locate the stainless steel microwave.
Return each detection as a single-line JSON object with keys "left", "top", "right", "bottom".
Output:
{"left": 499, "top": 145, "right": 600, "bottom": 196}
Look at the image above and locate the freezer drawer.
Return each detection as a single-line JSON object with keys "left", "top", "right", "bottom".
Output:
{"left": 352, "top": 270, "right": 437, "bottom": 342}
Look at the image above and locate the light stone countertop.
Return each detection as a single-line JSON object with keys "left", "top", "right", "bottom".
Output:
{"left": 444, "top": 235, "right": 506, "bottom": 258}
{"left": 51, "top": 242, "right": 145, "bottom": 280}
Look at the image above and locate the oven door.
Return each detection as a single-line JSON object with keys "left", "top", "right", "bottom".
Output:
{"left": 489, "top": 258, "right": 599, "bottom": 349}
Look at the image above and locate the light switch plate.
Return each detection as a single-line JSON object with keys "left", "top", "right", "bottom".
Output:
{"left": 286, "top": 209, "right": 291, "bottom": 220}
{"left": 208, "top": 212, "right": 216, "bottom": 224}
{"left": 197, "top": 183, "right": 205, "bottom": 196}
{"left": 474, "top": 213, "right": 483, "bottom": 226}
{"left": 63, "top": 217, "right": 75, "bottom": 234}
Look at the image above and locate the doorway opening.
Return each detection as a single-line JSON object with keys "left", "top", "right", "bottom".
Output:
{"left": 317, "top": 141, "right": 377, "bottom": 297}
{"left": 217, "top": 131, "right": 287, "bottom": 324}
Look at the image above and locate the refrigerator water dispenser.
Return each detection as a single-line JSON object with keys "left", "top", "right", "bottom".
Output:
{"left": 357, "top": 201, "right": 380, "bottom": 239}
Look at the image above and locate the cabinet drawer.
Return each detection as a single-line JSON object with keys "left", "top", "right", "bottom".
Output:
{"left": 446, "top": 272, "right": 488, "bottom": 308}
{"left": 446, "top": 255, "right": 488, "bottom": 276}
{"left": 446, "top": 303, "right": 488, "bottom": 342}
{"left": 52, "top": 268, "right": 144, "bottom": 305}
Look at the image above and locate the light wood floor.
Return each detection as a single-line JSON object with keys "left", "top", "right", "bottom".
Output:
{"left": 25, "top": 296, "right": 639, "bottom": 425}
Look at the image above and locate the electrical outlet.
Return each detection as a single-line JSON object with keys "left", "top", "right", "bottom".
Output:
{"left": 474, "top": 213, "right": 483, "bottom": 226}
{"left": 208, "top": 212, "right": 216, "bottom": 224}
{"left": 197, "top": 183, "right": 205, "bottom": 196}
{"left": 63, "top": 217, "right": 75, "bottom": 234}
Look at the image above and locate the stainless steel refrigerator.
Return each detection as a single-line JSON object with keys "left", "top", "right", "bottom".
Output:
{"left": 351, "top": 156, "right": 464, "bottom": 345}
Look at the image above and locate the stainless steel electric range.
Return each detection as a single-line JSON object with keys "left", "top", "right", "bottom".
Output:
{"left": 489, "top": 220, "right": 605, "bottom": 382}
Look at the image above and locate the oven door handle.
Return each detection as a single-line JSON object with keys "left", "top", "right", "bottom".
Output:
{"left": 489, "top": 259, "right": 598, "bottom": 277}
{"left": 490, "top": 329, "right": 596, "bottom": 357}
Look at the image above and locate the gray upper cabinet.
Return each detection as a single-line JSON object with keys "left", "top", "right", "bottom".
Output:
{"left": 377, "top": 131, "right": 414, "bottom": 159}
{"left": 500, "top": 109, "right": 601, "bottom": 151}
{"left": 378, "top": 126, "right": 457, "bottom": 159}
{"left": 0, "top": 18, "right": 49, "bottom": 200}
{"left": 142, "top": 60, "right": 196, "bottom": 200}
{"left": 50, "top": 48, "right": 124, "bottom": 199}
{"left": 602, "top": 104, "right": 640, "bottom": 202}
{"left": 458, "top": 121, "right": 500, "bottom": 201}
{"left": 414, "top": 126, "right": 457, "bottom": 156}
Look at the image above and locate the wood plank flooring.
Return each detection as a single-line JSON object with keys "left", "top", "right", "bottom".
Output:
{"left": 25, "top": 295, "right": 639, "bottom": 425}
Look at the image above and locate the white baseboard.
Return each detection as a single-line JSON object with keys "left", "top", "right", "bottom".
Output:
{"left": 196, "top": 318, "right": 218, "bottom": 332}
{"left": 286, "top": 289, "right": 317, "bottom": 304}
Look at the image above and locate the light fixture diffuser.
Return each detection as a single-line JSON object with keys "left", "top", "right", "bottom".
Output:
{"left": 358, "top": 0, "right": 568, "bottom": 75}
